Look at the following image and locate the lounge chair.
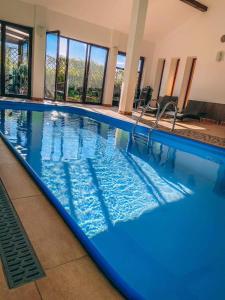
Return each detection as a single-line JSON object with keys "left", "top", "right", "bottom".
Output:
{"left": 144, "top": 95, "right": 178, "bottom": 117}
{"left": 163, "top": 100, "right": 207, "bottom": 121}
{"left": 134, "top": 86, "right": 153, "bottom": 110}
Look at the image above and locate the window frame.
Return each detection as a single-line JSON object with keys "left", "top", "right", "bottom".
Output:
{"left": 0, "top": 20, "right": 33, "bottom": 99}
{"left": 44, "top": 32, "right": 109, "bottom": 105}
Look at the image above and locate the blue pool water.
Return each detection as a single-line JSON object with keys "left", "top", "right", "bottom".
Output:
{"left": 0, "top": 103, "right": 225, "bottom": 299}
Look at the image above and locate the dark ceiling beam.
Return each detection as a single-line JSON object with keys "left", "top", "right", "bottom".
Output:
{"left": 180, "top": 0, "right": 208, "bottom": 12}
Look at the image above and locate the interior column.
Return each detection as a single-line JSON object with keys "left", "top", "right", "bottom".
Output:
{"left": 103, "top": 46, "right": 118, "bottom": 106}
{"left": 118, "top": 0, "right": 149, "bottom": 115}
{"left": 32, "top": 5, "right": 47, "bottom": 100}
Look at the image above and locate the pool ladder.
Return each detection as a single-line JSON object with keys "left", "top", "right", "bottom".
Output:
{"left": 132, "top": 101, "right": 178, "bottom": 142}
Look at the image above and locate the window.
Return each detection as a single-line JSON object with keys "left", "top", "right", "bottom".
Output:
{"left": 0, "top": 21, "right": 32, "bottom": 98}
{"left": 45, "top": 31, "right": 58, "bottom": 99}
{"left": 113, "top": 52, "right": 144, "bottom": 106}
{"left": 44, "top": 32, "right": 108, "bottom": 104}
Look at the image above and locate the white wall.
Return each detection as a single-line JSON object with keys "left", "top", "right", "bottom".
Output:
{"left": 0, "top": 0, "right": 154, "bottom": 98}
{"left": 0, "top": 0, "right": 34, "bottom": 26}
{"left": 150, "top": 0, "right": 225, "bottom": 104}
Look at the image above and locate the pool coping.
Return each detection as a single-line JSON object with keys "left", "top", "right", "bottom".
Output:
{"left": 1, "top": 98, "right": 225, "bottom": 149}
{"left": 0, "top": 100, "right": 225, "bottom": 299}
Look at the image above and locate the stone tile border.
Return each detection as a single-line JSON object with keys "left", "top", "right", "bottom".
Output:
{"left": 173, "top": 129, "right": 225, "bottom": 148}
{"left": 138, "top": 118, "right": 225, "bottom": 149}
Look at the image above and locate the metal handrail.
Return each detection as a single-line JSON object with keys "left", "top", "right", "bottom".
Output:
{"left": 132, "top": 100, "right": 178, "bottom": 140}
{"left": 155, "top": 101, "right": 178, "bottom": 131}
{"left": 132, "top": 99, "right": 160, "bottom": 136}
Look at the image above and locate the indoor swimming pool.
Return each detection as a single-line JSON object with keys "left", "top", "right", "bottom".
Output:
{"left": 0, "top": 101, "right": 225, "bottom": 300}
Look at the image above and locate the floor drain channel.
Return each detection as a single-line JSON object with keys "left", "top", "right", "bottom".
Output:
{"left": 0, "top": 179, "right": 45, "bottom": 288}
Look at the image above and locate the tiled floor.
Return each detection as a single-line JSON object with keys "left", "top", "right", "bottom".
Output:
{"left": 0, "top": 98, "right": 224, "bottom": 299}
{"left": 0, "top": 140, "right": 122, "bottom": 299}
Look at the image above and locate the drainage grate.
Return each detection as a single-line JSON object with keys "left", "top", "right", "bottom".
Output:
{"left": 0, "top": 179, "right": 45, "bottom": 288}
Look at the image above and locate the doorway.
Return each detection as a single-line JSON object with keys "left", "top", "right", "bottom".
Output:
{"left": 112, "top": 52, "right": 144, "bottom": 106}
{"left": 0, "top": 21, "right": 32, "bottom": 98}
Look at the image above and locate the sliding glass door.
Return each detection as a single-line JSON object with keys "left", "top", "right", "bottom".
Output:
{"left": 0, "top": 21, "right": 32, "bottom": 98}
{"left": 44, "top": 33, "right": 108, "bottom": 104}
{"left": 67, "top": 40, "right": 87, "bottom": 102}
{"left": 85, "top": 45, "right": 108, "bottom": 104}
{"left": 45, "top": 32, "right": 58, "bottom": 99}
{"left": 55, "top": 37, "right": 68, "bottom": 101}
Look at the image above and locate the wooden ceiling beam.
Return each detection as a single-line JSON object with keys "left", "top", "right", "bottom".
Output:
{"left": 180, "top": 0, "right": 208, "bottom": 12}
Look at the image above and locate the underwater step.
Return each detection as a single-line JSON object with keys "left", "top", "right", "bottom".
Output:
{"left": 0, "top": 179, "right": 45, "bottom": 288}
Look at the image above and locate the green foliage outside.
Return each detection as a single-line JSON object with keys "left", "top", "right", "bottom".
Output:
{"left": 113, "top": 69, "right": 124, "bottom": 101}
{"left": 45, "top": 55, "right": 105, "bottom": 103}
{"left": 5, "top": 47, "right": 29, "bottom": 95}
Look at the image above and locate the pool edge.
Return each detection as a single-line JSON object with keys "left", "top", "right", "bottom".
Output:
{"left": 0, "top": 131, "right": 144, "bottom": 300}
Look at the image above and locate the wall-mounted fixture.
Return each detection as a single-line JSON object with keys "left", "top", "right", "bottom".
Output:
{"left": 220, "top": 35, "right": 225, "bottom": 43}
{"left": 180, "top": 0, "right": 208, "bottom": 12}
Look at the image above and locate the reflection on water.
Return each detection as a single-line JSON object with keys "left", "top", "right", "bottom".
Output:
{"left": 0, "top": 109, "right": 195, "bottom": 236}
{"left": 1, "top": 109, "right": 225, "bottom": 300}
{"left": 0, "top": 109, "right": 224, "bottom": 237}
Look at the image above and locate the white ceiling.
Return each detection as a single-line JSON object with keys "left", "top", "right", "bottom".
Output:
{"left": 23, "top": 0, "right": 211, "bottom": 42}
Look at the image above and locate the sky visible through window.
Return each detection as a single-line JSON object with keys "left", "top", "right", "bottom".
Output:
{"left": 46, "top": 34, "right": 142, "bottom": 70}
{"left": 117, "top": 54, "right": 126, "bottom": 69}
{"left": 116, "top": 53, "right": 142, "bottom": 71}
{"left": 46, "top": 34, "right": 107, "bottom": 65}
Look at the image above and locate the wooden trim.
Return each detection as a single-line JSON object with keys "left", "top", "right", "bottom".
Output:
{"left": 183, "top": 58, "right": 197, "bottom": 109}
{"left": 180, "top": 0, "right": 208, "bottom": 12}
{"left": 102, "top": 104, "right": 112, "bottom": 107}
{"left": 157, "top": 59, "right": 166, "bottom": 99}
{"left": 31, "top": 97, "right": 44, "bottom": 101}
{"left": 118, "top": 110, "right": 132, "bottom": 116}
{"left": 170, "top": 59, "right": 180, "bottom": 96}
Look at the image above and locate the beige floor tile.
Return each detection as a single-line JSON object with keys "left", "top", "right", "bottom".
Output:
{"left": 0, "top": 162, "right": 41, "bottom": 199}
{"left": 0, "top": 262, "right": 41, "bottom": 300}
{"left": 13, "top": 195, "right": 86, "bottom": 269}
{"left": 36, "top": 256, "right": 122, "bottom": 300}
{"left": 0, "top": 142, "right": 17, "bottom": 165}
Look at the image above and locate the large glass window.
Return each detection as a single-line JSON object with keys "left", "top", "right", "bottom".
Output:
{"left": 55, "top": 37, "right": 68, "bottom": 101}
{"left": 67, "top": 40, "right": 87, "bottom": 102}
{"left": 0, "top": 22, "right": 32, "bottom": 98}
{"left": 45, "top": 32, "right": 58, "bottom": 99}
{"left": 113, "top": 52, "right": 144, "bottom": 106}
{"left": 44, "top": 33, "right": 108, "bottom": 104}
{"left": 86, "top": 46, "right": 108, "bottom": 104}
